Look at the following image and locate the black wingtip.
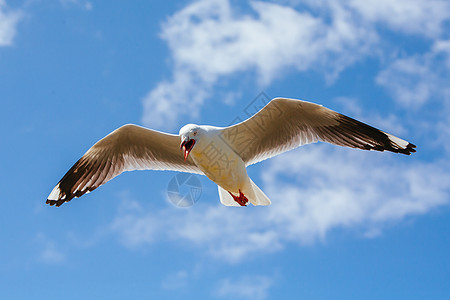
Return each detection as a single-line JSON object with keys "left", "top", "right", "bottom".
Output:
{"left": 408, "top": 143, "right": 417, "bottom": 152}
{"left": 46, "top": 155, "right": 95, "bottom": 207}
{"left": 398, "top": 142, "right": 417, "bottom": 155}
{"left": 364, "top": 141, "right": 416, "bottom": 155}
{"left": 46, "top": 198, "right": 68, "bottom": 207}
{"left": 335, "top": 114, "right": 417, "bottom": 156}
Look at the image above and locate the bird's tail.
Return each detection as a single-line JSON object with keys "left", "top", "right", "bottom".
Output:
{"left": 218, "top": 186, "right": 240, "bottom": 206}
{"left": 248, "top": 178, "right": 271, "bottom": 206}
{"left": 218, "top": 179, "right": 271, "bottom": 206}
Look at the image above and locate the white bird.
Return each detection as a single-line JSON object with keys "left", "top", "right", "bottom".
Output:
{"left": 46, "top": 98, "right": 416, "bottom": 207}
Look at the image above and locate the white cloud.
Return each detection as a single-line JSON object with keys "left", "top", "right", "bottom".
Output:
{"left": 346, "top": 0, "right": 450, "bottom": 38}
{"left": 261, "top": 146, "right": 450, "bottom": 243}
{"left": 290, "top": 0, "right": 450, "bottom": 38}
{"left": 161, "top": 270, "right": 190, "bottom": 290}
{"left": 376, "top": 42, "right": 450, "bottom": 108}
{"left": 60, "top": 0, "right": 93, "bottom": 11}
{"left": 0, "top": 0, "right": 22, "bottom": 46}
{"left": 142, "top": 71, "right": 208, "bottom": 129}
{"left": 120, "top": 0, "right": 450, "bottom": 263}
{"left": 161, "top": 0, "right": 366, "bottom": 82}
{"left": 110, "top": 199, "right": 160, "bottom": 248}
{"left": 142, "top": 0, "right": 450, "bottom": 129}
{"left": 169, "top": 205, "right": 284, "bottom": 263}
{"left": 110, "top": 144, "right": 450, "bottom": 263}
{"left": 215, "top": 275, "right": 273, "bottom": 300}
{"left": 142, "top": 0, "right": 377, "bottom": 129}
{"left": 376, "top": 40, "right": 450, "bottom": 153}
{"left": 110, "top": 199, "right": 283, "bottom": 263}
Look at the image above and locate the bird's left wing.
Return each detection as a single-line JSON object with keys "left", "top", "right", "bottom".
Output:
{"left": 47, "top": 124, "right": 201, "bottom": 206}
{"left": 220, "top": 98, "right": 416, "bottom": 166}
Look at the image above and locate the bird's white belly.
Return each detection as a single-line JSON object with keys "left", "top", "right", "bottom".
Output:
{"left": 190, "top": 139, "right": 248, "bottom": 192}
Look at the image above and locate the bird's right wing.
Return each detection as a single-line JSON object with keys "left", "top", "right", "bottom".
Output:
{"left": 47, "top": 124, "right": 201, "bottom": 206}
{"left": 220, "top": 98, "right": 416, "bottom": 166}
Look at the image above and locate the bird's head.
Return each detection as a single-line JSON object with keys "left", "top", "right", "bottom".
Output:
{"left": 179, "top": 124, "right": 202, "bottom": 161}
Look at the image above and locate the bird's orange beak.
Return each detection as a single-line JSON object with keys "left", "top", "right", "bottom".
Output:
{"left": 180, "top": 138, "right": 195, "bottom": 161}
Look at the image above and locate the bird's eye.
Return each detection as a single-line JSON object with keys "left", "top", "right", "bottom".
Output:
{"left": 193, "top": 131, "right": 197, "bottom": 136}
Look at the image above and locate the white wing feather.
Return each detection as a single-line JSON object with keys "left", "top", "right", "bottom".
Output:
{"left": 47, "top": 124, "right": 201, "bottom": 206}
{"left": 220, "top": 98, "right": 416, "bottom": 166}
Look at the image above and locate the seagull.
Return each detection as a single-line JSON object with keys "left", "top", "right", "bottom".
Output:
{"left": 46, "top": 98, "right": 416, "bottom": 207}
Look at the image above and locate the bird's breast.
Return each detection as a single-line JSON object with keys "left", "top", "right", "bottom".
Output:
{"left": 190, "top": 136, "right": 248, "bottom": 190}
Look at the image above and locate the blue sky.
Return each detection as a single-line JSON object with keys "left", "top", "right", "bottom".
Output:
{"left": 1, "top": 0, "right": 450, "bottom": 299}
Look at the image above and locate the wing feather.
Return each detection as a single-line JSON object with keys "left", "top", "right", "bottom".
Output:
{"left": 220, "top": 98, "right": 416, "bottom": 166}
{"left": 47, "top": 124, "right": 201, "bottom": 206}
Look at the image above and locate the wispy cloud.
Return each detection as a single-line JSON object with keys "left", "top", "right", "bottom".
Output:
{"left": 110, "top": 198, "right": 160, "bottom": 248}
{"left": 342, "top": 0, "right": 450, "bottom": 37}
{"left": 142, "top": 72, "right": 208, "bottom": 129}
{"left": 215, "top": 275, "right": 273, "bottom": 300}
{"left": 142, "top": 0, "right": 450, "bottom": 130}
{"left": 35, "top": 233, "right": 66, "bottom": 264}
{"left": 109, "top": 146, "right": 450, "bottom": 262}
{"left": 142, "top": 0, "right": 377, "bottom": 129}
{"left": 0, "top": 0, "right": 23, "bottom": 46}
{"left": 376, "top": 41, "right": 450, "bottom": 108}
{"left": 376, "top": 39, "right": 450, "bottom": 153}
{"left": 110, "top": 0, "right": 450, "bottom": 264}
{"left": 261, "top": 146, "right": 450, "bottom": 242}
{"left": 161, "top": 270, "right": 190, "bottom": 290}
{"left": 59, "top": 0, "right": 93, "bottom": 11}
